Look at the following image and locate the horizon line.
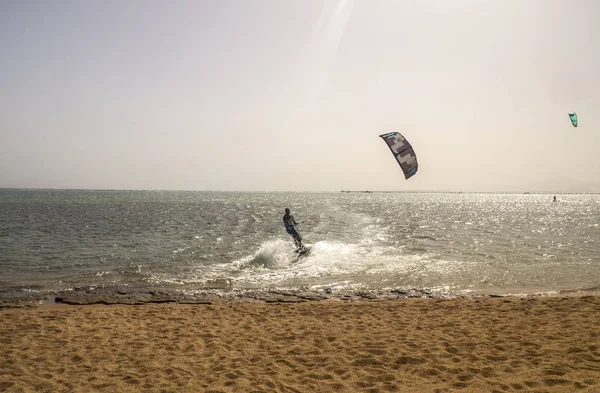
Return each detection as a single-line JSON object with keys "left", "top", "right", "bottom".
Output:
{"left": 1, "top": 187, "right": 599, "bottom": 195}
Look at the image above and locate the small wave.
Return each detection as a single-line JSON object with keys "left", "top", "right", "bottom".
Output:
{"left": 411, "top": 235, "right": 437, "bottom": 241}
{"left": 233, "top": 239, "right": 297, "bottom": 270}
{"left": 559, "top": 284, "right": 600, "bottom": 294}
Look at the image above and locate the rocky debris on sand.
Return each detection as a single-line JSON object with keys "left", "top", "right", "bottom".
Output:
{"left": 0, "top": 285, "right": 457, "bottom": 308}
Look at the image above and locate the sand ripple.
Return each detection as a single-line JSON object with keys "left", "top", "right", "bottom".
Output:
{"left": 0, "top": 296, "right": 599, "bottom": 392}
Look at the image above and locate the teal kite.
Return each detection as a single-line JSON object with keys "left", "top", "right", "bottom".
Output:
{"left": 569, "top": 112, "right": 578, "bottom": 127}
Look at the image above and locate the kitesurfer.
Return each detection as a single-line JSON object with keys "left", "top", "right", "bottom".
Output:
{"left": 283, "top": 208, "right": 305, "bottom": 252}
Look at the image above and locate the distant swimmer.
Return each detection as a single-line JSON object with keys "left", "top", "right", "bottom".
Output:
{"left": 283, "top": 208, "right": 306, "bottom": 254}
{"left": 553, "top": 195, "right": 557, "bottom": 202}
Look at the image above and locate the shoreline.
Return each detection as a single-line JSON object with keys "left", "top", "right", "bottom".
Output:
{"left": 1, "top": 284, "right": 598, "bottom": 309}
{"left": 1, "top": 295, "right": 598, "bottom": 392}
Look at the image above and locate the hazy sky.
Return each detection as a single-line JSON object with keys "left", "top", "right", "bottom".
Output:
{"left": 1, "top": 0, "right": 599, "bottom": 192}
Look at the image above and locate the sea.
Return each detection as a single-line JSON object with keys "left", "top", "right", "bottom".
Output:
{"left": 1, "top": 189, "right": 599, "bottom": 303}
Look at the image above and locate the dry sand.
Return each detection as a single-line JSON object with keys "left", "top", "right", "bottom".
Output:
{"left": 1, "top": 295, "right": 598, "bottom": 393}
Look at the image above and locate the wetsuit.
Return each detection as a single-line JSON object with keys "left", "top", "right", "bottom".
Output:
{"left": 283, "top": 213, "right": 303, "bottom": 250}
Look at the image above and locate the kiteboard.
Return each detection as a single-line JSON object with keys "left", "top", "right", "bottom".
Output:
{"left": 296, "top": 245, "right": 311, "bottom": 257}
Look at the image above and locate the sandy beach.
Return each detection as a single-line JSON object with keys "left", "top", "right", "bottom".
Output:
{"left": 1, "top": 295, "right": 598, "bottom": 393}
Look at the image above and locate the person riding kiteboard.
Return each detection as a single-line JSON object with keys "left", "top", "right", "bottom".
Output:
{"left": 283, "top": 208, "right": 306, "bottom": 254}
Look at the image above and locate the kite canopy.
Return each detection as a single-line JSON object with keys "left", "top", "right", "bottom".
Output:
{"left": 569, "top": 112, "right": 578, "bottom": 127}
{"left": 379, "top": 132, "right": 418, "bottom": 180}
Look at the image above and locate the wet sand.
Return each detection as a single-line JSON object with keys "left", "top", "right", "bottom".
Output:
{"left": 1, "top": 295, "right": 598, "bottom": 393}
